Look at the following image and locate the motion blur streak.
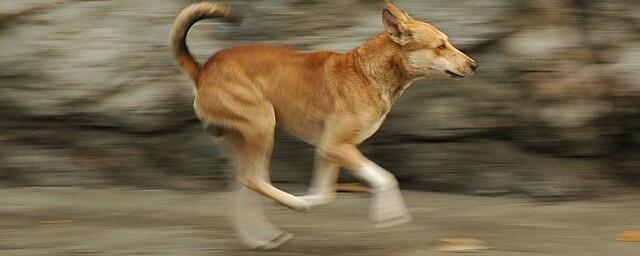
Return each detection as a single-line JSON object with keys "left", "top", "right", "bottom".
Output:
{"left": 0, "top": 0, "right": 639, "bottom": 255}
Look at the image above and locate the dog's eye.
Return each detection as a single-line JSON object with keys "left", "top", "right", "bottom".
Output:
{"left": 437, "top": 44, "right": 447, "bottom": 50}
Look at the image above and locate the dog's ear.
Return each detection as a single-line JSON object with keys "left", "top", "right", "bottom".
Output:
{"left": 382, "top": 1, "right": 413, "bottom": 45}
{"left": 385, "top": 0, "right": 413, "bottom": 21}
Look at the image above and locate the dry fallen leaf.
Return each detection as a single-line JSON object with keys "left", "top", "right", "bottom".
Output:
{"left": 619, "top": 231, "right": 640, "bottom": 242}
{"left": 432, "top": 238, "right": 489, "bottom": 253}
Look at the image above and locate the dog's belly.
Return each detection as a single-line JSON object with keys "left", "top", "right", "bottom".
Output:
{"left": 274, "top": 107, "right": 326, "bottom": 145}
{"left": 276, "top": 114, "right": 385, "bottom": 146}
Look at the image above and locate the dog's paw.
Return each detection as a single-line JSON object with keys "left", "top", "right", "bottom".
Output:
{"left": 254, "top": 232, "right": 294, "bottom": 251}
{"left": 299, "top": 194, "right": 335, "bottom": 207}
{"left": 374, "top": 211, "right": 412, "bottom": 228}
{"left": 371, "top": 187, "right": 412, "bottom": 228}
{"left": 287, "top": 196, "right": 313, "bottom": 212}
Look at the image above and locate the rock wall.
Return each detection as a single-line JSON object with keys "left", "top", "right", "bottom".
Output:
{"left": 1, "top": 0, "right": 639, "bottom": 199}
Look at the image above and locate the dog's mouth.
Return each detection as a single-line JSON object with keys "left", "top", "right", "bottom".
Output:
{"left": 445, "top": 70, "right": 465, "bottom": 79}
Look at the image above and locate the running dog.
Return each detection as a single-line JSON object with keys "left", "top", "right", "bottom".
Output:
{"left": 170, "top": 0, "right": 476, "bottom": 250}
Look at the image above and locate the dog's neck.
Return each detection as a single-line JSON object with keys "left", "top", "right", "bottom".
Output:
{"left": 353, "top": 33, "right": 416, "bottom": 108}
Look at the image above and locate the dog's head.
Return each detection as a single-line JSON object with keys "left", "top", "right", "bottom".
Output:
{"left": 382, "top": 1, "right": 476, "bottom": 79}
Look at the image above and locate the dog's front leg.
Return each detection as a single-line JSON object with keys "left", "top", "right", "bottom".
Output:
{"left": 354, "top": 160, "right": 412, "bottom": 227}
{"left": 320, "top": 143, "right": 411, "bottom": 227}
{"left": 301, "top": 153, "right": 340, "bottom": 207}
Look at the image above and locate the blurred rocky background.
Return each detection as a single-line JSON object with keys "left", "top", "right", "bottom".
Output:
{"left": 1, "top": 0, "right": 639, "bottom": 200}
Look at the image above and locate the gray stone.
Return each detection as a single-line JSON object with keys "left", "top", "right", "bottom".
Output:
{"left": 605, "top": 43, "right": 640, "bottom": 95}
{"left": 0, "top": 0, "right": 638, "bottom": 197}
{"left": 503, "top": 26, "right": 584, "bottom": 70}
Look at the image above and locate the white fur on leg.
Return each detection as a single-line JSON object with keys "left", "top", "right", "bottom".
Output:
{"left": 232, "top": 186, "right": 293, "bottom": 250}
{"left": 300, "top": 160, "right": 339, "bottom": 207}
{"left": 371, "top": 184, "right": 412, "bottom": 227}
{"left": 354, "top": 161, "right": 411, "bottom": 227}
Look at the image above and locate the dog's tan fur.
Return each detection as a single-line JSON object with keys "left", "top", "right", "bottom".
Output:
{"left": 171, "top": 0, "right": 475, "bottom": 222}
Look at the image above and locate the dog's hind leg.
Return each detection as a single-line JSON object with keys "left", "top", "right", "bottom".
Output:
{"left": 196, "top": 83, "right": 309, "bottom": 211}
{"left": 232, "top": 185, "right": 293, "bottom": 250}
{"left": 225, "top": 104, "right": 311, "bottom": 212}
{"left": 222, "top": 129, "right": 293, "bottom": 250}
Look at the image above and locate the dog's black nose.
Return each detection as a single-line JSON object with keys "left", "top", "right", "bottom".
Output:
{"left": 470, "top": 61, "right": 478, "bottom": 72}
{"left": 470, "top": 62, "right": 478, "bottom": 71}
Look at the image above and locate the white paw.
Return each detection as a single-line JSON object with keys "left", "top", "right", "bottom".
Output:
{"left": 288, "top": 196, "right": 313, "bottom": 212}
{"left": 254, "top": 232, "right": 294, "bottom": 251}
{"left": 370, "top": 187, "right": 411, "bottom": 227}
{"left": 374, "top": 211, "right": 412, "bottom": 228}
{"left": 299, "top": 194, "right": 334, "bottom": 207}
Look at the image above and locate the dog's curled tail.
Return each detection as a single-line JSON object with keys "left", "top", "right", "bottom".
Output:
{"left": 170, "top": 2, "right": 235, "bottom": 83}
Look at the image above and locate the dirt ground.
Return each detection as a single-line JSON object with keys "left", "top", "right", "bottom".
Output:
{"left": 0, "top": 185, "right": 639, "bottom": 256}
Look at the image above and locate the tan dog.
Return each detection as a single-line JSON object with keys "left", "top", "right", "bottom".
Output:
{"left": 171, "top": 1, "right": 476, "bottom": 249}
